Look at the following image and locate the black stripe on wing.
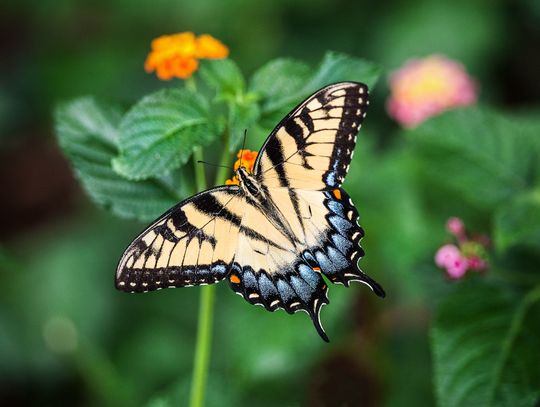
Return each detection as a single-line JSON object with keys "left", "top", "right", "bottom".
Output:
{"left": 254, "top": 82, "right": 369, "bottom": 189}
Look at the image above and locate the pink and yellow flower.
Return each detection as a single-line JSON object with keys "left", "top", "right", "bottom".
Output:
{"left": 434, "top": 217, "right": 489, "bottom": 280}
{"left": 387, "top": 55, "right": 477, "bottom": 128}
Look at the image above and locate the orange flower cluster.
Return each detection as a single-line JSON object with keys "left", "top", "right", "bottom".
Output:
{"left": 144, "top": 32, "right": 229, "bottom": 80}
{"left": 225, "top": 150, "right": 258, "bottom": 185}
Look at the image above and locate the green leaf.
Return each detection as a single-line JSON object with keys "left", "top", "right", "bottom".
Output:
{"left": 113, "top": 89, "right": 219, "bottom": 180}
{"left": 55, "top": 97, "right": 181, "bottom": 220}
{"left": 228, "top": 99, "right": 261, "bottom": 151}
{"left": 199, "top": 59, "right": 245, "bottom": 97}
{"left": 494, "top": 190, "right": 540, "bottom": 252}
{"left": 249, "top": 58, "right": 312, "bottom": 113}
{"left": 431, "top": 283, "right": 540, "bottom": 407}
{"left": 306, "top": 51, "right": 381, "bottom": 92}
{"left": 251, "top": 51, "right": 380, "bottom": 118}
{"left": 407, "top": 108, "right": 539, "bottom": 209}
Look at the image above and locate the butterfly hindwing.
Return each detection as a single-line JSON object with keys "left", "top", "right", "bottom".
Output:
{"left": 116, "top": 186, "right": 244, "bottom": 293}
{"left": 225, "top": 196, "right": 331, "bottom": 340}
{"left": 303, "top": 187, "right": 385, "bottom": 295}
{"left": 254, "top": 82, "right": 368, "bottom": 190}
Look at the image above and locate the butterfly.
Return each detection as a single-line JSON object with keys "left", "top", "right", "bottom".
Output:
{"left": 116, "top": 82, "right": 385, "bottom": 342}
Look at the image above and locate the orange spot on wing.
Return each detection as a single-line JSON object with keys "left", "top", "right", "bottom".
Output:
{"left": 312, "top": 267, "right": 321, "bottom": 271}
{"left": 229, "top": 274, "right": 241, "bottom": 284}
{"left": 333, "top": 189, "right": 342, "bottom": 200}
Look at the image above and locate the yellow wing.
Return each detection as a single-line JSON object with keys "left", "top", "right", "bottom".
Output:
{"left": 254, "top": 82, "right": 369, "bottom": 190}
{"left": 116, "top": 186, "right": 244, "bottom": 292}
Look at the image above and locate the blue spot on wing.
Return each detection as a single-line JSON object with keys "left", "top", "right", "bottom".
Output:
{"left": 290, "top": 276, "right": 313, "bottom": 303}
{"left": 329, "top": 215, "right": 353, "bottom": 236}
{"left": 327, "top": 200, "right": 346, "bottom": 218}
{"left": 242, "top": 269, "right": 257, "bottom": 290}
{"left": 276, "top": 279, "right": 295, "bottom": 302}
{"left": 331, "top": 233, "right": 353, "bottom": 255}
{"left": 325, "top": 172, "right": 337, "bottom": 186}
{"left": 258, "top": 273, "right": 277, "bottom": 297}
{"left": 298, "top": 264, "right": 320, "bottom": 289}
{"left": 327, "top": 246, "right": 349, "bottom": 269}
{"left": 212, "top": 264, "right": 227, "bottom": 276}
{"left": 315, "top": 250, "right": 337, "bottom": 275}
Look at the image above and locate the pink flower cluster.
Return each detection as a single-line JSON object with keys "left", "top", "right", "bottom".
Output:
{"left": 387, "top": 55, "right": 477, "bottom": 128}
{"left": 434, "top": 217, "right": 488, "bottom": 280}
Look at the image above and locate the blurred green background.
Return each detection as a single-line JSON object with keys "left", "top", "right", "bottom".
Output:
{"left": 1, "top": 0, "right": 540, "bottom": 406}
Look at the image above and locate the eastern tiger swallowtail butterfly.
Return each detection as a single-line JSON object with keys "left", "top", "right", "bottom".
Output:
{"left": 116, "top": 81, "right": 385, "bottom": 342}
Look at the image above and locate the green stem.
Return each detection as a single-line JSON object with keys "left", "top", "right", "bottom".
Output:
{"left": 189, "top": 146, "right": 213, "bottom": 407}
{"left": 189, "top": 138, "right": 232, "bottom": 407}
{"left": 185, "top": 77, "right": 197, "bottom": 93}
{"left": 214, "top": 128, "right": 232, "bottom": 186}
{"left": 189, "top": 285, "right": 216, "bottom": 407}
{"left": 193, "top": 147, "right": 207, "bottom": 192}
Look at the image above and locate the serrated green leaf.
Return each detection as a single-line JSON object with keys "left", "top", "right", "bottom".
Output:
{"left": 494, "top": 190, "right": 540, "bottom": 252}
{"left": 431, "top": 283, "right": 540, "bottom": 407}
{"left": 407, "top": 108, "right": 539, "bottom": 209}
{"left": 251, "top": 51, "right": 381, "bottom": 123}
{"left": 113, "top": 89, "right": 219, "bottom": 180}
{"left": 55, "top": 97, "right": 181, "bottom": 220}
{"left": 306, "top": 51, "right": 381, "bottom": 92}
{"left": 249, "top": 58, "right": 312, "bottom": 112}
{"left": 199, "top": 59, "right": 245, "bottom": 97}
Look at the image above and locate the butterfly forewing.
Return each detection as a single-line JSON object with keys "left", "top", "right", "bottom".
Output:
{"left": 254, "top": 82, "right": 369, "bottom": 189}
{"left": 116, "top": 186, "right": 244, "bottom": 292}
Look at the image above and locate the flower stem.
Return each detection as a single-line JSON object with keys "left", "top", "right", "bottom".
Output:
{"left": 214, "top": 128, "right": 231, "bottom": 186}
{"left": 193, "top": 146, "right": 207, "bottom": 193}
{"left": 188, "top": 285, "right": 216, "bottom": 407}
{"left": 189, "top": 138, "right": 232, "bottom": 407}
{"left": 189, "top": 146, "right": 214, "bottom": 407}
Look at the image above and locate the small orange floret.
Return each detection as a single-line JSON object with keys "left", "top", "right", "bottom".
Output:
{"left": 195, "top": 34, "right": 229, "bottom": 59}
{"left": 236, "top": 149, "right": 258, "bottom": 172}
{"left": 145, "top": 32, "right": 228, "bottom": 81}
{"left": 225, "top": 176, "right": 240, "bottom": 186}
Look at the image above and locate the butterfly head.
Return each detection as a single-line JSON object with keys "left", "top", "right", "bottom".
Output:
{"left": 237, "top": 166, "right": 264, "bottom": 198}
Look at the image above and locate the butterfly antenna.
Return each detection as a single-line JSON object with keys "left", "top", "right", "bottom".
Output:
{"left": 197, "top": 161, "right": 234, "bottom": 171}
{"left": 239, "top": 128, "right": 248, "bottom": 169}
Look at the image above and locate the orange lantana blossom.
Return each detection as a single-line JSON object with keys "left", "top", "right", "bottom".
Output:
{"left": 225, "top": 150, "right": 258, "bottom": 185}
{"left": 145, "top": 32, "right": 229, "bottom": 80}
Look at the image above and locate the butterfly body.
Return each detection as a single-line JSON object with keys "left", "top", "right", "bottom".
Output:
{"left": 116, "top": 82, "right": 385, "bottom": 342}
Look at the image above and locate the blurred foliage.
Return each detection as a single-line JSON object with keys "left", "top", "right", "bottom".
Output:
{"left": 432, "top": 283, "right": 540, "bottom": 407}
{"left": 2, "top": 0, "right": 540, "bottom": 406}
